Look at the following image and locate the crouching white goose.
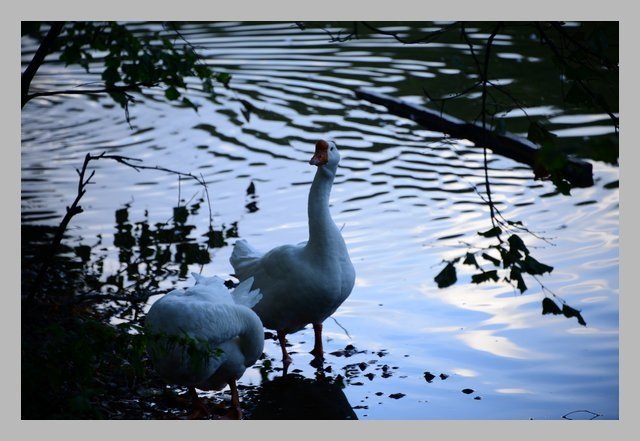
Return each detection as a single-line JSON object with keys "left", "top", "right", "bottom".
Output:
{"left": 230, "top": 140, "right": 355, "bottom": 370}
{"left": 145, "top": 273, "right": 264, "bottom": 418}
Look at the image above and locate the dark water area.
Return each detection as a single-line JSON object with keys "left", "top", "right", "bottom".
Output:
{"left": 21, "top": 22, "right": 618, "bottom": 419}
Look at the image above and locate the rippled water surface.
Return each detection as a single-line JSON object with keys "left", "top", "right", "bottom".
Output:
{"left": 21, "top": 22, "right": 619, "bottom": 419}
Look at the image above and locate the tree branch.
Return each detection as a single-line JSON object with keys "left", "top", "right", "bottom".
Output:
{"left": 23, "top": 81, "right": 157, "bottom": 106}
{"left": 361, "top": 21, "right": 458, "bottom": 45}
{"left": 549, "top": 21, "right": 616, "bottom": 70}
{"left": 22, "top": 22, "right": 65, "bottom": 108}
{"left": 536, "top": 22, "right": 619, "bottom": 132}
{"left": 480, "top": 23, "right": 502, "bottom": 227}
{"left": 28, "top": 152, "right": 94, "bottom": 301}
{"left": 26, "top": 151, "right": 213, "bottom": 302}
{"left": 320, "top": 22, "right": 359, "bottom": 43}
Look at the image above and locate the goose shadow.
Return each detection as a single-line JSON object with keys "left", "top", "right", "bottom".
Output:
{"left": 247, "top": 372, "right": 358, "bottom": 420}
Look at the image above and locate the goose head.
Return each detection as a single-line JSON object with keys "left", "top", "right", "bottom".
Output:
{"left": 309, "top": 140, "right": 340, "bottom": 172}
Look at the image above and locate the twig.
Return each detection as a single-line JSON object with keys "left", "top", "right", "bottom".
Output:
{"left": 24, "top": 81, "right": 157, "bottom": 106}
{"left": 329, "top": 317, "right": 352, "bottom": 340}
{"left": 321, "top": 22, "right": 359, "bottom": 43}
{"left": 360, "top": 21, "right": 458, "bottom": 45}
{"left": 480, "top": 23, "right": 502, "bottom": 228}
{"left": 535, "top": 22, "right": 619, "bottom": 132}
{"left": 469, "top": 184, "right": 555, "bottom": 245}
{"left": 549, "top": 22, "right": 616, "bottom": 70}
{"left": 162, "top": 22, "right": 211, "bottom": 70}
{"left": 460, "top": 22, "right": 481, "bottom": 68}
{"left": 100, "top": 153, "right": 208, "bottom": 187}
{"left": 423, "top": 80, "right": 482, "bottom": 107}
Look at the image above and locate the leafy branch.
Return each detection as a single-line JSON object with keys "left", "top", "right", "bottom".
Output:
{"left": 21, "top": 21, "right": 231, "bottom": 122}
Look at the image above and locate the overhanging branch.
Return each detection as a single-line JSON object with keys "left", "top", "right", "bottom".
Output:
{"left": 22, "top": 22, "right": 65, "bottom": 108}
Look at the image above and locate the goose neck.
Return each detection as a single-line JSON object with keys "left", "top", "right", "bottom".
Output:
{"left": 235, "top": 307, "right": 265, "bottom": 365}
{"left": 307, "top": 165, "right": 339, "bottom": 249}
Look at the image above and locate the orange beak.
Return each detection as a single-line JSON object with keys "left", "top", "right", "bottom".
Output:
{"left": 309, "top": 140, "right": 329, "bottom": 166}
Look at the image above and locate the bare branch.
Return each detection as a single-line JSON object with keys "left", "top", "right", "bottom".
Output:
{"left": 535, "top": 22, "right": 619, "bottom": 132}
{"left": 23, "top": 81, "right": 157, "bottom": 106}
{"left": 479, "top": 23, "right": 502, "bottom": 228}
{"left": 361, "top": 21, "right": 458, "bottom": 45}
{"left": 549, "top": 22, "right": 616, "bottom": 70}
{"left": 320, "top": 22, "right": 359, "bottom": 43}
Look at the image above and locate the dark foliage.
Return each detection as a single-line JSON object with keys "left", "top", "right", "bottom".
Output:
{"left": 21, "top": 197, "right": 234, "bottom": 419}
{"left": 22, "top": 21, "right": 230, "bottom": 117}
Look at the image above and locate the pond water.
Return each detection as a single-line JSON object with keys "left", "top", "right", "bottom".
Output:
{"left": 21, "top": 22, "right": 619, "bottom": 420}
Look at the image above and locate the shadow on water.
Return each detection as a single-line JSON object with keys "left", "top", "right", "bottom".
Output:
{"left": 247, "top": 372, "right": 358, "bottom": 420}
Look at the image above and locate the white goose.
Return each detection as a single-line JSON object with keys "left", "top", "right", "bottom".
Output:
{"left": 230, "top": 140, "right": 355, "bottom": 369}
{"left": 145, "top": 273, "right": 264, "bottom": 418}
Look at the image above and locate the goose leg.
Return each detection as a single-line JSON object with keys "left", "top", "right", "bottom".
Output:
{"left": 187, "top": 387, "right": 210, "bottom": 419}
{"left": 224, "top": 378, "right": 243, "bottom": 420}
{"left": 277, "top": 330, "right": 292, "bottom": 372}
{"left": 310, "top": 322, "right": 324, "bottom": 359}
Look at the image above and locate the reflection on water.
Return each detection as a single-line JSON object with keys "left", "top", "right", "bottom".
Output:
{"left": 21, "top": 22, "right": 618, "bottom": 419}
{"left": 249, "top": 373, "right": 357, "bottom": 420}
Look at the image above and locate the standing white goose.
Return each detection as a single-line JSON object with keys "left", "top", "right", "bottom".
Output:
{"left": 230, "top": 140, "right": 355, "bottom": 370}
{"left": 145, "top": 273, "right": 264, "bottom": 418}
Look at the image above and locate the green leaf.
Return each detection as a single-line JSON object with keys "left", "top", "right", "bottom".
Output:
{"left": 182, "top": 97, "right": 200, "bottom": 112}
{"left": 115, "top": 208, "right": 129, "bottom": 224}
{"left": 173, "top": 206, "right": 189, "bottom": 224}
{"left": 102, "top": 66, "right": 121, "bottom": 87}
{"left": 21, "top": 21, "right": 41, "bottom": 37}
{"left": 551, "top": 174, "right": 572, "bottom": 196}
{"left": 240, "top": 99, "right": 253, "bottom": 122}
{"left": 499, "top": 245, "right": 521, "bottom": 268}
{"left": 562, "top": 304, "right": 587, "bottom": 326}
{"left": 509, "top": 267, "right": 527, "bottom": 293}
{"left": 435, "top": 262, "right": 457, "bottom": 288}
{"left": 206, "top": 229, "right": 226, "bottom": 248}
{"left": 59, "top": 45, "right": 82, "bottom": 66}
{"left": 520, "top": 255, "right": 554, "bottom": 275}
{"left": 202, "top": 78, "right": 214, "bottom": 94}
{"left": 478, "top": 226, "right": 502, "bottom": 238}
{"left": 508, "top": 234, "right": 529, "bottom": 255}
{"left": 74, "top": 245, "right": 92, "bottom": 262}
{"left": 565, "top": 81, "right": 593, "bottom": 107}
{"left": 462, "top": 252, "right": 478, "bottom": 267}
{"left": 541, "top": 297, "right": 563, "bottom": 315}
{"left": 164, "top": 86, "right": 180, "bottom": 101}
{"left": 216, "top": 72, "right": 232, "bottom": 87}
{"left": 481, "top": 252, "right": 500, "bottom": 267}
{"left": 527, "top": 121, "right": 557, "bottom": 146}
{"left": 471, "top": 270, "right": 499, "bottom": 284}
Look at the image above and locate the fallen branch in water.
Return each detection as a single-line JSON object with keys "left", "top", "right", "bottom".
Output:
{"left": 354, "top": 88, "right": 594, "bottom": 188}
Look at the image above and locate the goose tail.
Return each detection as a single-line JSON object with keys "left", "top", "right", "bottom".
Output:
{"left": 232, "top": 276, "right": 263, "bottom": 308}
{"left": 230, "top": 239, "right": 262, "bottom": 281}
